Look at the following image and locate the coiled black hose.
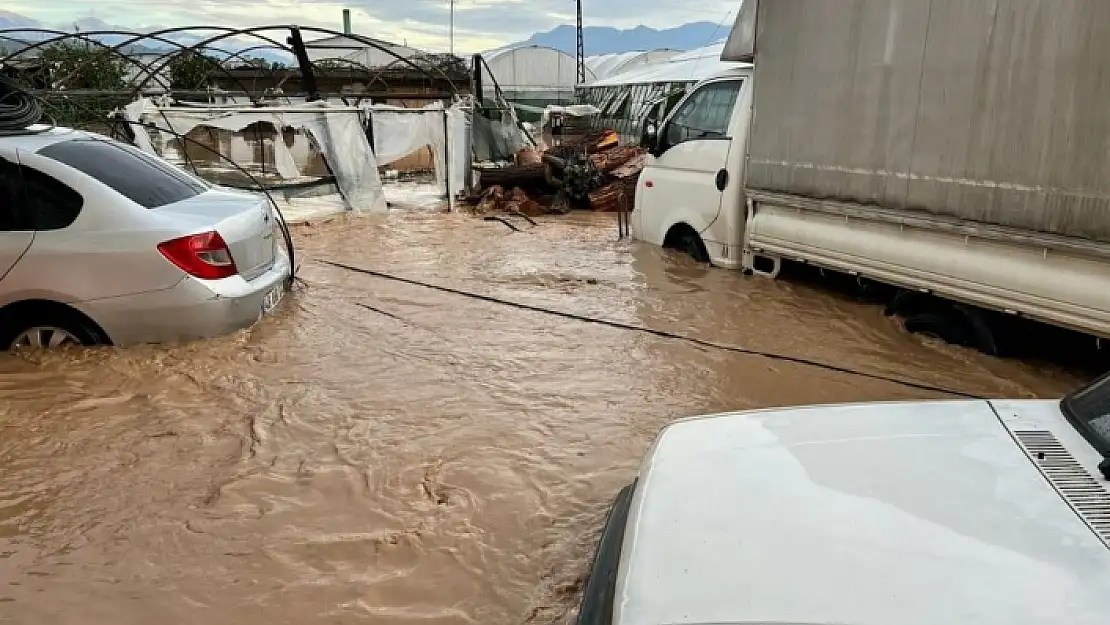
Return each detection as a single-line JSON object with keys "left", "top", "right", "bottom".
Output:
{"left": 0, "top": 73, "right": 46, "bottom": 134}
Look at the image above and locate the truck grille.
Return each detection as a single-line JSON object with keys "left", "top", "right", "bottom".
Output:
{"left": 1015, "top": 430, "right": 1110, "bottom": 544}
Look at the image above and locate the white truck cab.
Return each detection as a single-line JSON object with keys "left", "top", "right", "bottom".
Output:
{"left": 576, "top": 373, "right": 1110, "bottom": 625}
{"left": 629, "top": 0, "right": 1110, "bottom": 352}
{"left": 631, "top": 68, "right": 753, "bottom": 269}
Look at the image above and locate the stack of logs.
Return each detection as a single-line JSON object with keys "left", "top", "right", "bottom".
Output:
{"left": 467, "top": 129, "right": 648, "bottom": 217}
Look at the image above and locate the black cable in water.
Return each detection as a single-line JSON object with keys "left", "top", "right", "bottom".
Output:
{"left": 316, "top": 259, "right": 981, "bottom": 400}
{"left": 483, "top": 215, "right": 522, "bottom": 232}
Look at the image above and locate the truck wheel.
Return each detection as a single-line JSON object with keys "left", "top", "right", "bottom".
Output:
{"left": 679, "top": 232, "right": 709, "bottom": 263}
{"left": 903, "top": 311, "right": 971, "bottom": 347}
{"left": 902, "top": 304, "right": 1000, "bottom": 356}
{"left": 663, "top": 225, "right": 710, "bottom": 263}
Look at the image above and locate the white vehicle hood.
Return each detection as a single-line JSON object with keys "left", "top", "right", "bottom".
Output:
{"left": 616, "top": 400, "right": 1110, "bottom": 625}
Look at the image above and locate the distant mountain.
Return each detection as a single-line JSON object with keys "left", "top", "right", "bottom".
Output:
{"left": 515, "top": 22, "right": 729, "bottom": 56}
{"left": 0, "top": 10, "right": 42, "bottom": 31}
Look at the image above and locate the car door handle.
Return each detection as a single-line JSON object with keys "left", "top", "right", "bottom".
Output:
{"left": 715, "top": 169, "right": 729, "bottom": 191}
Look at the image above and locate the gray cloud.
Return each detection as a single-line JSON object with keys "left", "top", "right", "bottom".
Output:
{"left": 8, "top": 0, "right": 737, "bottom": 53}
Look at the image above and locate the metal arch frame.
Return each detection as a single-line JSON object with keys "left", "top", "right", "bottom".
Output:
{"left": 364, "top": 53, "right": 465, "bottom": 95}
{"left": 291, "top": 25, "right": 460, "bottom": 92}
{"left": 303, "top": 55, "right": 390, "bottom": 91}
{"left": 111, "top": 26, "right": 299, "bottom": 103}
{"left": 0, "top": 29, "right": 260, "bottom": 97}
{"left": 129, "top": 25, "right": 459, "bottom": 101}
{"left": 1, "top": 25, "right": 463, "bottom": 105}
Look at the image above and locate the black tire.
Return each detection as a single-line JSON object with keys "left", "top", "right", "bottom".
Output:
{"left": 678, "top": 231, "right": 709, "bottom": 263}
{"left": 0, "top": 303, "right": 108, "bottom": 350}
{"left": 903, "top": 311, "right": 972, "bottom": 346}
{"left": 953, "top": 304, "right": 1001, "bottom": 356}
{"left": 885, "top": 290, "right": 933, "bottom": 318}
{"left": 897, "top": 296, "right": 1001, "bottom": 356}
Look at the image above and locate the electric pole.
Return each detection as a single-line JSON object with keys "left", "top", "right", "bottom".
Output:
{"left": 576, "top": 0, "right": 585, "bottom": 84}
{"left": 450, "top": 0, "right": 455, "bottom": 57}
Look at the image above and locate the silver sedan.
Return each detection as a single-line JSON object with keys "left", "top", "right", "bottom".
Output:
{"left": 0, "top": 127, "right": 291, "bottom": 349}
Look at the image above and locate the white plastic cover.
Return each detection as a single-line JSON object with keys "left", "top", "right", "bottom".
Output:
{"left": 585, "top": 50, "right": 682, "bottom": 82}
{"left": 369, "top": 104, "right": 445, "bottom": 164}
{"left": 445, "top": 105, "right": 469, "bottom": 202}
{"left": 587, "top": 43, "right": 747, "bottom": 88}
{"left": 366, "top": 102, "right": 472, "bottom": 205}
{"left": 119, "top": 100, "right": 387, "bottom": 214}
{"left": 480, "top": 45, "right": 591, "bottom": 92}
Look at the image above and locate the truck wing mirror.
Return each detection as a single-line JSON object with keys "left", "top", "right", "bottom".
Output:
{"left": 642, "top": 120, "right": 661, "bottom": 155}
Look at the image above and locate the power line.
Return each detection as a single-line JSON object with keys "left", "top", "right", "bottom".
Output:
{"left": 317, "top": 259, "right": 981, "bottom": 400}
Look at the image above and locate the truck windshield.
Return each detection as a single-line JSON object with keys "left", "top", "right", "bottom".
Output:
{"left": 1061, "top": 372, "right": 1110, "bottom": 457}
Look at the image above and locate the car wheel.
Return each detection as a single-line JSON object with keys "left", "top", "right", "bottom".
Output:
{"left": 0, "top": 307, "right": 107, "bottom": 350}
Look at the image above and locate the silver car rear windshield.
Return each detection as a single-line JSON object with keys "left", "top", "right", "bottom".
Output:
{"left": 1062, "top": 372, "right": 1110, "bottom": 457}
{"left": 38, "top": 138, "right": 208, "bottom": 209}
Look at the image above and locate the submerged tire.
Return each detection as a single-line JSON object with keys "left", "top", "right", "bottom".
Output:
{"left": 902, "top": 304, "right": 1000, "bottom": 356}
{"left": 0, "top": 303, "right": 108, "bottom": 350}
{"left": 664, "top": 227, "right": 709, "bottom": 263}
{"left": 903, "top": 311, "right": 971, "bottom": 346}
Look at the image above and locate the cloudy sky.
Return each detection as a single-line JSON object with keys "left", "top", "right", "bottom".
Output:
{"left": 8, "top": 0, "right": 737, "bottom": 53}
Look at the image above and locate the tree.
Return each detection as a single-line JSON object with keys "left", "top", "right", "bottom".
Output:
{"left": 169, "top": 52, "right": 216, "bottom": 90}
{"left": 41, "top": 42, "right": 127, "bottom": 90}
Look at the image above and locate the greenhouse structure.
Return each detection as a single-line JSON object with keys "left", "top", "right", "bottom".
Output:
{"left": 477, "top": 45, "right": 588, "bottom": 121}
{"left": 576, "top": 43, "right": 745, "bottom": 144}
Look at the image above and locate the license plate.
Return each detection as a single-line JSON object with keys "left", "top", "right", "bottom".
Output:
{"left": 262, "top": 283, "right": 285, "bottom": 314}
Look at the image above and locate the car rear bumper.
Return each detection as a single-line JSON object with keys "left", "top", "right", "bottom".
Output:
{"left": 82, "top": 251, "right": 291, "bottom": 347}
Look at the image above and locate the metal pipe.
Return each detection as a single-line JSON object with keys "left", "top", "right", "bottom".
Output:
{"left": 443, "top": 108, "right": 452, "bottom": 210}
{"left": 343, "top": 9, "right": 352, "bottom": 35}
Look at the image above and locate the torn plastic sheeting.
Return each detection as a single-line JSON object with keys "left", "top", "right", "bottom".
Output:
{"left": 367, "top": 102, "right": 470, "bottom": 203}
{"left": 446, "top": 105, "right": 469, "bottom": 201}
{"left": 149, "top": 109, "right": 302, "bottom": 180}
{"left": 120, "top": 98, "right": 158, "bottom": 155}
{"left": 123, "top": 101, "right": 387, "bottom": 214}
{"left": 369, "top": 107, "right": 444, "bottom": 165}
{"left": 471, "top": 113, "right": 527, "bottom": 163}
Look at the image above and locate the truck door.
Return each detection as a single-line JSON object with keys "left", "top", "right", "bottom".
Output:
{"left": 637, "top": 79, "right": 744, "bottom": 260}
{"left": 0, "top": 152, "right": 34, "bottom": 284}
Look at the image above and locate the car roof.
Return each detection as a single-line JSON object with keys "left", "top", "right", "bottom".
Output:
{"left": 615, "top": 399, "right": 1110, "bottom": 625}
{"left": 0, "top": 126, "right": 100, "bottom": 153}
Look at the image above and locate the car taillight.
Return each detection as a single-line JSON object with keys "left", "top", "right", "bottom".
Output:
{"left": 157, "top": 231, "right": 238, "bottom": 280}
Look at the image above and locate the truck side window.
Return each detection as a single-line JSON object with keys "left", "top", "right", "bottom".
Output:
{"left": 662, "top": 80, "right": 742, "bottom": 151}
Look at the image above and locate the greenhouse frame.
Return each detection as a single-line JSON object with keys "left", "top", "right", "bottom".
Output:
{"left": 576, "top": 43, "right": 747, "bottom": 144}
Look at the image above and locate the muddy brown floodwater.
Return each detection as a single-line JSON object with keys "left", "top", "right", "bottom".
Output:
{"left": 0, "top": 210, "right": 1091, "bottom": 624}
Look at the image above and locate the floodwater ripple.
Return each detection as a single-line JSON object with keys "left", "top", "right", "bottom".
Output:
{"left": 0, "top": 210, "right": 1086, "bottom": 624}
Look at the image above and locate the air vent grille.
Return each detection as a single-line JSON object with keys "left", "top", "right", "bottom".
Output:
{"left": 1015, "top": 430, "right": 1110, "bottom": 544}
